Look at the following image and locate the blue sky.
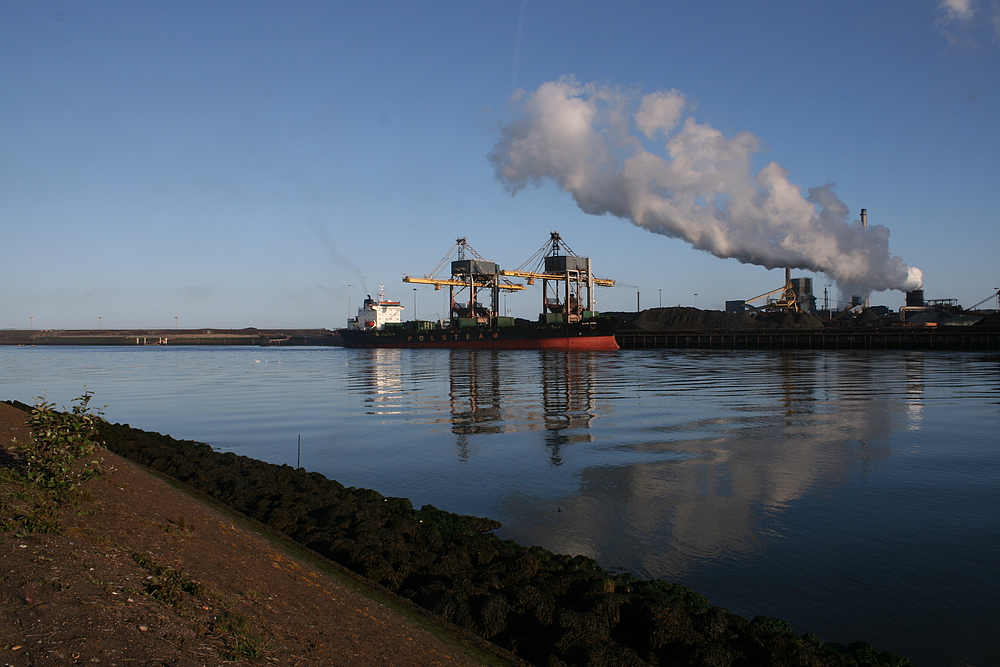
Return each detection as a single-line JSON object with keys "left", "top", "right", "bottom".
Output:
{"left": 2, "top": 0, "right": 997, "bottom": 329}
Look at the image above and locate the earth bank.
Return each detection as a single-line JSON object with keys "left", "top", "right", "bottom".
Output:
{"left": 3, "top": 400, "right": 912, "bottom": 667}
{"left": 0, "top": 400, "right": 515, "bottom": 667}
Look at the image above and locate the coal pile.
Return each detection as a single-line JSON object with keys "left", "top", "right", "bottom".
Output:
{"left": 95, "top": 420, "right": 910, "bottom": 667}
{"left": 611, "top": 307, "right": 827, "bottom": 331}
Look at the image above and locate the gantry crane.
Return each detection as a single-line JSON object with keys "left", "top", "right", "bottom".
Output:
{"left": 402, "top": 238, "right": 525, "bottom": 325}
{"left": 500, "top": 231, "right": 616, "bottom": 324}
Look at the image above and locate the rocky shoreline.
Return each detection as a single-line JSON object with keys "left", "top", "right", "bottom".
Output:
{"left": 42, "top": 407, "right": 908, "bottom": 667}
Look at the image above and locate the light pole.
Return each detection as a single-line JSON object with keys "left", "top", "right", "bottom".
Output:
{"left": 693, "top": 293, "right": 698, "bottom": 308}
{"left": 659, "top": 289, "right": 662, "bottom": 308}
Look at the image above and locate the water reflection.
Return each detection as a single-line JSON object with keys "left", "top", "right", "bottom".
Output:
{"left": 448, "top": 351, "right": 506, "bottom": 460}
{"left": 491, "top": 351, "right": 914, "bottom": 581}
{"left": 448, "top": 350, "right": 596, "bottom": 466}
{"left": 905, "top": 352, "right": 925, "bottom": 431}
{"left": 449, "top": 351, "right": 505, "bottom": 436}
{"left": 539, "top": 351, "right": 598, "bottom": 465}
{"left": 355, "top": 348, "right": 405, "bottom": 416}
{"left": 344, "top": 349, "right": 916, "bottom": 578}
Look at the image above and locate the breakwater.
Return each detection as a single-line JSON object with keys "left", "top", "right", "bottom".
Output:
{"left": 63, "top": 409, "right": 910, "bottom": 667}
{"left": 0, "top": 328, "right": 342, "bottom": 346}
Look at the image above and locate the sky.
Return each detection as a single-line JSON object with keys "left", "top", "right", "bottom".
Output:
{"left": 2, "top": 0, "right": 998, "bottom": 330}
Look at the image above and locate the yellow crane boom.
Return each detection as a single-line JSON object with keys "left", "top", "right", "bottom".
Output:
{"left": 500, "top": 269, "right": 615, "bottom": 287}
{"left": 403, "top": 275, "right": 526, "bottom": 291}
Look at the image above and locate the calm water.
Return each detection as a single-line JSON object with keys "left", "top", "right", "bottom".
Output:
{"left": 2, "top": 345, "right": 998, "bottom": 666}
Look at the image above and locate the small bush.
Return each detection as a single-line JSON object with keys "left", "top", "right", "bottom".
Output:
{"left": 20, "top": 391, "right": 106, "bottom": 499}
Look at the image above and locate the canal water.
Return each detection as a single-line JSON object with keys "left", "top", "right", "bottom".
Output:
{"left": 2, "top": 345, "right": 997, "bottom": 666}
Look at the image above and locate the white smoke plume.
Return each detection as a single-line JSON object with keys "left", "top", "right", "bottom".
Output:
{"left": 489, "top": 78, "right": 922, "bottom": 294}
{"left": 939, "top": 0, "right": 975, "bottom": 23}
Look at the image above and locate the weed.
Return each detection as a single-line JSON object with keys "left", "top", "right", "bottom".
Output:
{"left": 86, "top": 575, "right": 117, "bottom": 594}
{"left": 0, "top": 482, "right": 65, "bottom": 536}
{"left": 132, "top": 553, "right": 201, "bottom": 606}
{"left": 217, "top": 610, "right": 269, "bottom": 659}
{"left": 20, "top": 390, "right": 106, "bottom": 501}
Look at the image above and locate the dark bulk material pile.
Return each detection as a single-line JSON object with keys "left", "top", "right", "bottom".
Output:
{"left": 618, "top": 307, "right": 828, "bottom": 331}
{"left": 96, "top": 420, "right": 910, "bottom": 667}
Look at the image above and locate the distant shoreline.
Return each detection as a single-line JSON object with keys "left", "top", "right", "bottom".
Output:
{"left": 3, "top": 308, "right": 998, "bottom": 350}
{"left": 0, "top": 328, "right": 343, "bottom": 346}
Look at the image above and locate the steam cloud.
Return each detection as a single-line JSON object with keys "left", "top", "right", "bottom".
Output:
{"left": 489, "top": 78, "right": 922, "bottom": 294}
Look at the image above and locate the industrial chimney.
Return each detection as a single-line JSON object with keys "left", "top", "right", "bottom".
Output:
{"left": 861, "top": 209, "right": 869, "bottom": 309}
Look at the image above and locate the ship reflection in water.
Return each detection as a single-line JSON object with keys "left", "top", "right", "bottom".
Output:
{"left": 344, "top": 347, "right": 998, "bottom": 665}
{"left": 448, "top": 350, "right": 599, "bottom": 464}
{"left": 348, "top": 349, "right": 923, "bottom": 578}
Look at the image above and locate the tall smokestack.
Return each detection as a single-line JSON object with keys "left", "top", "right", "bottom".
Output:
{"left": 861, "top": 209, "right": 869, "bottom": 308}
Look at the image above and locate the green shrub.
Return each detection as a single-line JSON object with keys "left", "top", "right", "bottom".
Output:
{"left": 21, "top": 391, "right": 106, "bottom": 498}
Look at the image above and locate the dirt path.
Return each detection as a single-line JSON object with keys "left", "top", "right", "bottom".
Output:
{"left": 0, "top": 402, "right": 518, "bottom": 667}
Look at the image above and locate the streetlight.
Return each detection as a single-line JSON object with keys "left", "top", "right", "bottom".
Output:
{"left": 659, "top": 289, "right": 662, "bottom": 308}
{"left": 693, "top": 293, "right": 698, "bottom": 308}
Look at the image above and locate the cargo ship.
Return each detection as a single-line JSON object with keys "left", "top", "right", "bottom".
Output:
{"left": 338, "top": 233, "right": 620, "bottom": 351}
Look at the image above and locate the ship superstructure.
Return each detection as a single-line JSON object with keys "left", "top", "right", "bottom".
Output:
{"left": 346, "top": 283, "right": 404, "bottom": 331}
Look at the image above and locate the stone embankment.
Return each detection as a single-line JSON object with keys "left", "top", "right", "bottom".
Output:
{"left": 75, "top": 412, "right": 910, "bottom": 667}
